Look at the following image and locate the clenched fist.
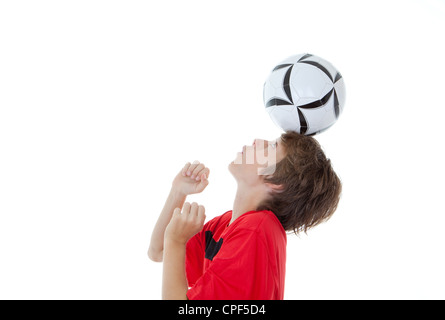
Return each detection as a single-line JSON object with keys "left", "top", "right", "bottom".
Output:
{"left": 164, "top": 202, "right": 206, "bottom": 245}
{"left": 172, "top": 161, "right": 210, "bottom": 196}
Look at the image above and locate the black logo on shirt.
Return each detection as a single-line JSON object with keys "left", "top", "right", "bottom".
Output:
{"left": 205, "top": 231, "right": 223, "bottom": 261}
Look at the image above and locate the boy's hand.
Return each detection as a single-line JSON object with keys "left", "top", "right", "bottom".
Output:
{"left": 165, "top": 202, "right": 206, "bottom": 245}
{"left": 172, "top": 161, "right": 210, "bottom": 196}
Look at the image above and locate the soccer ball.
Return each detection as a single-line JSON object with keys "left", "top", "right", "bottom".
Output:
{"left": 263, "top": 53, "right": 346, "bottom": 135}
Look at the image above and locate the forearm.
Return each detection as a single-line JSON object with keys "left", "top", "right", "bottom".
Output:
{"left": 148, "top": 188, "right": 186, "bottom": 262}
{"left": 162, "top": 239, "right": 188, "bottom": 300}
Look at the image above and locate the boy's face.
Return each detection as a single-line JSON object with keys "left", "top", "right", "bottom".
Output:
{"left": 228, "top": 137, "right": 286, "bottom": 186}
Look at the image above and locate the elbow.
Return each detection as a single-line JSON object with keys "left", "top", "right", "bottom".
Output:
{"left": 147, "top": 248, "right": 163, "bottom": 262}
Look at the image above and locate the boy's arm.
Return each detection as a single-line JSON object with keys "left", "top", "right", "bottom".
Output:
{"left": 163, "top": 202, "right": 206, "bottom": 300}
{"left": 162, "top": 239, "right": 188, "bottom": 299}
{"left": 148, "top": 161, "right": 209, "bottom": 262}
{"left": 148, "top": 189, "right": 186, "bottom": 262}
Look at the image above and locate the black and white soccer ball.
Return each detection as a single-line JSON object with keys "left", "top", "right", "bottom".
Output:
{"left": 263, "top": 53, "right": 346, "bottom": 135}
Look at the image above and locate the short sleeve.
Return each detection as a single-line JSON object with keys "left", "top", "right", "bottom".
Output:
{"left": 186, "top": 228, "right": 272, "bottom": 300}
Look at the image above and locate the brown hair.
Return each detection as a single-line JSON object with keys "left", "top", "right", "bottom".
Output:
{"left": 258, "top": 131, "right": 342, "bottom": 234}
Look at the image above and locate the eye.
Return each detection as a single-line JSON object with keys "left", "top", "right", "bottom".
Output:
{"left": 270, "top": 141, "right": 277, "bottom": 149}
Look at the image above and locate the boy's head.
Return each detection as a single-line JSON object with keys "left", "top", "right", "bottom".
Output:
{"left": 229, "top": 131, "right": 342, "bottom": 234}
{"left": 260, "top": 131, "right": 342, "bottom": 234}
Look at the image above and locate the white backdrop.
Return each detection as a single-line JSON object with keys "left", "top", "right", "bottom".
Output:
{"left": 1, "top": 0, "right": 444, "bottom": 299}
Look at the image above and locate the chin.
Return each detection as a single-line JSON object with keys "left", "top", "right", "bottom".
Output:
{"left": 228, "top": 160, "right": 243, "bottom": 180}
{"left": 228, "top": 160, "right": 236, "bottom": 176}
{"left": 229, "top": 152, "right": 242, "bottom": 169}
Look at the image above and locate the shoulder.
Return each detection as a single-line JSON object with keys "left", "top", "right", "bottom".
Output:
{"left": 218, "top": 210, "right": 286, "bottom": 256}
{"left": 202, "top": 210, "right": 232, "bottom": 231}
{"left": 233, "top": 210, "right": 286, "bottom": 239}
{"left": 237, "top": 210, "right": 281, "bottom": 227}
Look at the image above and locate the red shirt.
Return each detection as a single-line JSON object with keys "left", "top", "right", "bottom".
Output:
{"left": 186, "top": 210, "right": 287, "bottom": 300}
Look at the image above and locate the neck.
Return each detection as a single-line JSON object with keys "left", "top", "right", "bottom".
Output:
{"left": 230, "top": 182, "right": 268, "bottom": 225}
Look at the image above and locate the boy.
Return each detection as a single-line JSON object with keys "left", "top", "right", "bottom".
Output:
{"left": 148, "top": 131, "right": 342, "bottom": 299}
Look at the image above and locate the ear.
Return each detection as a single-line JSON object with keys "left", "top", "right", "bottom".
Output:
{"left": 265, "top": 181, "right": 284, "bottom": 193}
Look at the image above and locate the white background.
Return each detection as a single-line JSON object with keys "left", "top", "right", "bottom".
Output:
{"left": 1, "top": 0, "right": 444, "bottom": 299}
